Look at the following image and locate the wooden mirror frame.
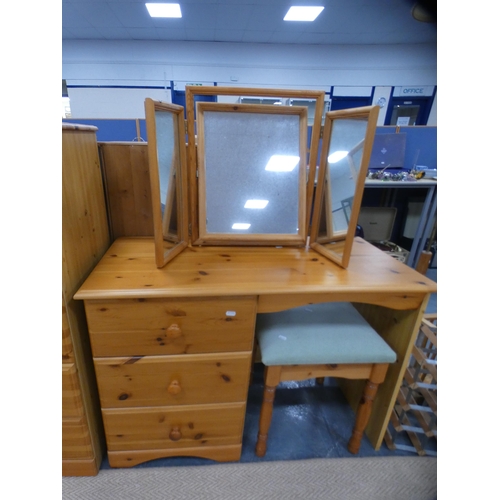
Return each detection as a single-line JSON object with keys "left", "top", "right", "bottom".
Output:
{"left": 185, "top": 86, "right": 325, "bottom": 243}
{"left": 310, "top": 105, "right": 380, "bottom": 268}
{"left": 144, "top": 98, "right": 189, "bottom": 268}
{"left": 194, "top": 102, "right": 308, "bottom": 246}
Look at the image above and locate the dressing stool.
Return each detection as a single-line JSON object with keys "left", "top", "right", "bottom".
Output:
{"left": 254, "top": 302, "right": 397, "bottom": 457}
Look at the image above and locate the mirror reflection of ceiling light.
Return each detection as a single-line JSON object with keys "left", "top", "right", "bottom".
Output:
{"left": 232, "top": 223, "right": 251, "bottom": 230}
{"left": 244, "top": 199, "right": 269, "bottom": 209}
{"left": 145, "top": 3, "right": 182, "bottom": 18}
{"left": 328, "top": 151, "right": 349, "bottom": 163}
{"left": 265, "top": 155, "right": 300, "bottom": 172}
{"left": 284, "top": 6, "right": 324, "bottom": 21}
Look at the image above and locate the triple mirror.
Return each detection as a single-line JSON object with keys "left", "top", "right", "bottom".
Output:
{"left": 310, "top": 106, "right": 380, "bottom": 268}
{"left": 184, "top": 86, "right": 325, "bottom": 244}
{"left": 144, "top": 90, "right": 378, "bottom": 270}
{"left": 144, "top": 98, "right": 189, "bottom": 268}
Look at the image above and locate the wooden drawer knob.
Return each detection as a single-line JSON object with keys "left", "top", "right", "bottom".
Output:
{"left": 167, "top": 380, "right": 182, "bottom": 395}
{"left": 169, "top": 426, "right": 182, "bottom": 441}
{"left": 166, "top": 323, "right": 182, "bottom": 339}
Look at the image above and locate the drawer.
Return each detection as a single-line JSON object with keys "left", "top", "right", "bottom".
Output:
{"left": 62, "top": 363, "right": 84, "bottom": 418}
{"left": 85, "top": 296, "right": 257, "bottom": 356}
{"left": 62, "top": 417, "right": 93, "bottom": 459}
{"left": 103, "top": 402, "right": 246, "bottom": 452}
{"left": 95, "top": 352, "right": 252, "bottom": 408}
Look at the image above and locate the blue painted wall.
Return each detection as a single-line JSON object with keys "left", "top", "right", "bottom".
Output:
{"left": 63, "top": 119, "right": 436, "bottom": 170}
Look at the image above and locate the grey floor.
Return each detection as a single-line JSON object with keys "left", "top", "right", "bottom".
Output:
{"left": 100, "top": 267, "right": 437, "bottom": 470}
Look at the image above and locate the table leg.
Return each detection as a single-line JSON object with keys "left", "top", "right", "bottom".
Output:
{"left": 338, "top": 297, "right": 429, "bottom": 450}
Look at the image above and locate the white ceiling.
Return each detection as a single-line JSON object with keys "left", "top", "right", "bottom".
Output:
{"left": 62, "top": 0, "right": 437, "bottom": 46}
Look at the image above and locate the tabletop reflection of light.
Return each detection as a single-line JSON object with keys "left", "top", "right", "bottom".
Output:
{"left": 232, "top": 223, "right": 251, "bottom": 230}
{"left": 328, "top": 151, "right": 348, "bottom": 163}
{"left": 265, "top": 155, "right": 300, "bottom": 172}
{"left": 244, "top": 199, "right": 269, "bottom": 209}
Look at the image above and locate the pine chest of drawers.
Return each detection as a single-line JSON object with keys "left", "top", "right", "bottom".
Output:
{"left": 62, "top": 123, "right": 109, "bottom": 476}
{"left": 82, "top": 295, "right": 257, "bottom": 467}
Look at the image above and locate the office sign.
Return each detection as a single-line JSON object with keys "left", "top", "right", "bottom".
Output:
{"left": 393, "top": 86, "right": 435, "bottom": 97}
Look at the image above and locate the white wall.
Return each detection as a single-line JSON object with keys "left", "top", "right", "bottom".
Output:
{"left": 69, "top": 87, "right": 172, "bottom": 118}
{"left": 63, "top": 40, "right": 437, "bottom": 120}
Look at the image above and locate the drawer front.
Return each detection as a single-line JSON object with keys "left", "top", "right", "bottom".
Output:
{"left": 85, "top": 296, "right": 257, "bottom": 356}
{"left": 62, "top": 363, "right": 84, "bottom": 418}
{"left": 62, "top": 417, "right": 93, "bottom": 459}
{"left": 95, "top": 352, "right": 252, "bottom": 408}
{"left": 103, "top": 402, "right": 246, "bottom": 452}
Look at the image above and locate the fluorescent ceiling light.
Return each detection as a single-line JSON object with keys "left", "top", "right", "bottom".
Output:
{"left": 284, "top": 6, "right": 324, "bottom": 22}
{"left": 328, "top": 151, "right": 349, "bottom": 163}
{"left": 146, "top": 3, "right": 182, "bottom": 18}
{"left": 232, "top": 223, "right": 251, "bottom": 230}
{"left": 265, "top": 155, "right": 300, "bottom": 172}
{"left": 244, "top": 200, "right": 269, "bottom": 209}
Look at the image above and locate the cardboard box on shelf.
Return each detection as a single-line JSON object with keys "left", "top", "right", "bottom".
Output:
{"left": 357, "top": 207, "right": 409, "bottom": 263}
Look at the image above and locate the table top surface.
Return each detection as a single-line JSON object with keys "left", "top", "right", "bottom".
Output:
{"left": 74, "top": 237, "right": 437, "bottom": 301}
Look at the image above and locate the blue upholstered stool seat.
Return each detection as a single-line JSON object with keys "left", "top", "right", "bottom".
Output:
{"left": 256, "top": 302, "right": 397, "bottom": 366}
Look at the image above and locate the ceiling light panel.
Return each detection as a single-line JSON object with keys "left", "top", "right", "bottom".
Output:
{"left": 284, "top": 6, "right": 324, "bottom": 22}
{"left": 146, "top": 3, "right": 182, "bottom": 18}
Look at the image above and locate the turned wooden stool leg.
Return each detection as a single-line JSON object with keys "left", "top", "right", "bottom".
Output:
{"left": 348, "top": 364, "right": 389, "bottom": 454}
{"left": 255, "top": 366, "right": 281, "bottom": 457}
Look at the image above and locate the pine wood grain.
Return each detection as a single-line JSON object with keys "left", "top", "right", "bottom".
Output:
{"left": 85, "top": 296, "right": 256, "bottom": 356}
{"left": 62, "top": 458, "right": 100, "bottom": 476}
{"left": 62, "top": 130, "right": 110, "bottom": 298}
{"left": 339, "top": 299, "right": 430, "bottom": 450}
{"left": 279, "top": 363, "right": 373, "bottom": 382}
{"left": 75, "top": 236, "right": 436, "bottom": 454}
{"left": 103, "top": 402, "right": 246, "bottom": 452}
{"left": 62, "top": 417, "right": 93, "bottom": 459}
{"left": 99, "top": 142, "right": 154, "bottom": 239}
{"left": 62, "top": 363, "right": 85, "bottom": 418}
{"left": 62, "top": 295, "right": 74, "bottom": 362}
{"left": 94, "top": 352, "right": 252, "bottom": 408}
{"left": 62, "top": 124, "right": 110, "bottom": 475}
{"left": 75, "top": 237, "right": 436, "bottom": 303}
{"left": 107, "top": 444, "right": 242, "bottom": 467}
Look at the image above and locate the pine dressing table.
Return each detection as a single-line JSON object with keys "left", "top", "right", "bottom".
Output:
{"left": 74, "top": 235, "right": 436, "bottom": 468}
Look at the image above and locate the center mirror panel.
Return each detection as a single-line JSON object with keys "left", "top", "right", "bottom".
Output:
{"left": 144, "top": 98, "right": 189, "bottom": 268}
{"left": 194, "top": 102, "right": 308, "bottom": 246}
